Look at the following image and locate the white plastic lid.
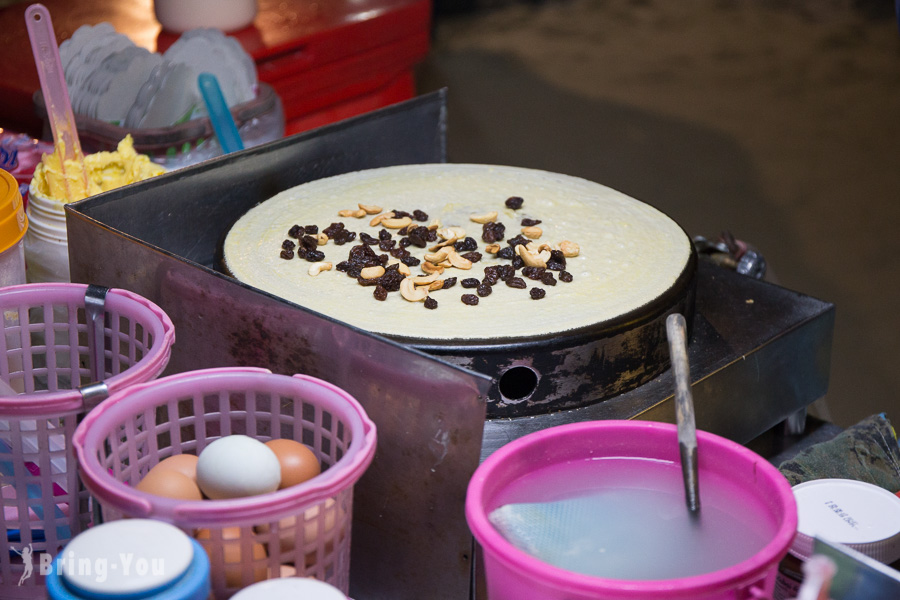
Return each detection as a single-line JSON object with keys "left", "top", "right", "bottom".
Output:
{"left": 230, "top": 577, "right": 347, "bottom": 600}
{"left": 60, "top": 518, "right": 194, "bottom": 596}
{"left": 791, "top": 478, "right": 900, "bottom": 563}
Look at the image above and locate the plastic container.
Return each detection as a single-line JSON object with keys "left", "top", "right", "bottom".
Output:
{"left": 231, "top": 577, "right": 347, "bottom": 600}
{"left": 23, "top": 182, "right": 67, "bottom": 283}
{"left": 0, "top": 283, "right": 175, "bottom": 597}
{"left": 34, "top": 83, "right": 284, "bottom": 171}
{"left": 0, "top": 169, "right": 28, "bottom": 287}
{"left": 45, "top": 519, "right": 210, "bottom": 600}
{"left": 773, "top": 478, "right": 900, "bottom": 599}
{"left": 154, "top": 0, "right": 258, "bottom": 33}
{"left": 72, "top": 367, "right": 377, "bottom": 598}
{"left": 466, "top": 420, "right": 799, "bottom": 600}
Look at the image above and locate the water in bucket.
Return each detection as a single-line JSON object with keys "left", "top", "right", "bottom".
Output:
{"left": 489, "top": 455, "right": 776, "bottom": 581}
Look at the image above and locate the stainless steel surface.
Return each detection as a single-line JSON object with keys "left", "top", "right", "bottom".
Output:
{"left": 482, "top": 260, "right": 835, "bottom": 460}
{"left": 83, "top": 284, "right": 108, "bottom": 385}
{"left": 66, "top": 92, "right": 494, "bottom": 600}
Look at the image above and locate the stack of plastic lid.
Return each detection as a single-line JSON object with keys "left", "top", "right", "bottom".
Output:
{"left": 0, "top": 169, "right": 27, "bottom": 287}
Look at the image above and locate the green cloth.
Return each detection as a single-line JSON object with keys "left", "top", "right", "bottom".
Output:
{"left": 779, "top": 413, "right": 900, "bottom": 493}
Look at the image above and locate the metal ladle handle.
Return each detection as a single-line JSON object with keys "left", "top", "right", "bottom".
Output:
{"left": 666, "top": 313, "right": 700, "bottom": 514}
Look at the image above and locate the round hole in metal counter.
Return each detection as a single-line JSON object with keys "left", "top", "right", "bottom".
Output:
{"left": 498, "top": 365, "right": 539, "bottom": 401}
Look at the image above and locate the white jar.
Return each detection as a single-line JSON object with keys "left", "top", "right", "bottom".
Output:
{"left": 24, "top": 182, "right": 69, "bottom": 283}
{"left": 231, "top": 577, "right": 347, "bottom": 600}
{"left": 154, "top": 0, "right": 258, "bottom": 33}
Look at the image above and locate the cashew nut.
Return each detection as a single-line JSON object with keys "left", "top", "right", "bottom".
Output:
{"left": 358, "top": 203, "right": 383, "bottom": 215}
{"left": 360, "top": 266, "right": 385, "bottom": 280}
{"left": 400, "top": 277, "right": 429, "bottom": 302}
{"left": 560, "top": 240, "right": 581, "bottom": 257}
{"left": 470, "top": 211, "right": 498, "bottom": 224}
{"left": 308, "top": 262, "right": 333, "bottom": 276}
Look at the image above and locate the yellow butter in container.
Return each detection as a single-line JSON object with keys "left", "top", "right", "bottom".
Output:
{"left": 26, "top": 135, "right": 165, "bottom": 282}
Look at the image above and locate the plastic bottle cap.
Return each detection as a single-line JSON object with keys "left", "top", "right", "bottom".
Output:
{"left": 230, "top": 577, "right": 347, "bottom": 600}
{"left": 0, "top": 169, "right": 27, "bottom": 253}
{"left": 59, "top": 519, "right": 194, "bottom": 597}
{"left": 791, "top": 478, "right": 900, "bottom": 563}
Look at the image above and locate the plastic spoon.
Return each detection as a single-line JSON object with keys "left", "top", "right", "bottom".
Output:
{"left": 666, "top": 313, "right": 700, "bottom": 515}
{"left": 25, "top": 3, "right": 88, "bottom": 202}
{"left": 198, "top": 72, "right": 244, "bottom": 154}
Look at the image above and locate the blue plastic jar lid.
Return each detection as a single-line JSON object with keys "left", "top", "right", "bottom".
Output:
{"left": 46, "top": 520, "right": 210, "bottom": 600}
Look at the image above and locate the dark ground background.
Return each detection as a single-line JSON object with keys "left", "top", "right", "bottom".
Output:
{"left": 416, "top": 0, "right": 900, "bottom": 429}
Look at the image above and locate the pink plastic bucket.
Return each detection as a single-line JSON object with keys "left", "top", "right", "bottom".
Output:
{"left": 466, "top": 420, "right": 798, "bottom": 600}
{"left": 0, "top": 283, "right": 174, "bottom": 598}
{"left": 72, "top": 367, "right": 377, "bottom": 598}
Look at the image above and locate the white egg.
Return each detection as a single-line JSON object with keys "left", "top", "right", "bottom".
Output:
{"left": 196, "top": 435, "right": 282, "bottom": 499}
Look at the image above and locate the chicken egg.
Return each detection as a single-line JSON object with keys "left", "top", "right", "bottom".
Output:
{"left": 195, "top": 526, "right": 267, "bottom": 588}
{"left": 154, "top": 453, "right": 199, "bottom": 481}
{"left": 264, "top": 439, "right": 321, "bottom": 489}
{"left": 254, "top": 498, "right": 337, "bottom": 554}
{"left": 196, "top": 435, "right": 281, "bottom": 499}
{"left": 135, "top": 466, "right": 203, "bottom": 501}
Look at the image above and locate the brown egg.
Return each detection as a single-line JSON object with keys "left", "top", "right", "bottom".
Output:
{"left": 196, "top": 526, "right": 267, "bottom": 588}
{"left": 254, "top": 498, "right": 337, "bottom": 555}
{"left": 154, "top": 454, "right": 199, "bottom": 482}
{"left": 265, "top": 439, "right": 321, "bottom": 489}
{"left": 135, "top": 467, "right": 203, "bottom": 501}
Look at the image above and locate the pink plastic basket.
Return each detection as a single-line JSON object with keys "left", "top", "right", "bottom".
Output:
{"left": 72, "top": 367, "right": 377, "bottom": 598}
{"left": 0, "top": 283, "right": 175, "bottom": 598}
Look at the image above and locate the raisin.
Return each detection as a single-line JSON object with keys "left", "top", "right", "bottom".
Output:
{"left": 288, "top": 224, "right": 303, "bottom": 238}
{"left": 482, "top": 266, "right": 500, "bottom": 285}
{"left": 461, "top": 278, "right": 480, "bottom": 289}
{"left": 306, "top": 250, "right": 326, "bottom": 262}
{"left": 301, "top": 235, "right": 319, "bottom": 251}
{"left": 295, "top": 245, "right": 308, "bottom": 259}
{"left": 506, "top": 277, "right": 527, "bottom": 289}
{"left": 282, "top": 239, "right": 295, "bottom": 250}
{"left": 407, "top": 226, "right": 429, "bottom": 248}
{"left": 541, "top": 272, "right": 557, "bottom": 286}
{"left": 380, "top": 268, "right": 405, "bottom": 291}
{"left": 378, "top": 240, "right": 396, "bottom": 252}
{"left": 530, "top": 288, "right": 547, "bottom": 300}
{"left": 442, "top": 277, "right": 458, "bottom": 289}
{"left": 454, "top": 237, "right": 479, "bottom": 252}
{"left": 279, "top": 249, "right": 294, "bottom": 260}
{"left": 391, "top": 210, "right": 412, "bottom": 219}
{"left": 425, "top": 229, "right": 438, "bottom": 242}
{"left": 360, "top": 232, "right": 379, "bottom": 245}
{"left": 349, "top": 244, "right": 381, "bottom": 266}
{"left": 304, "top": 225, "right": 319, "bottom": 235}
{"left": 378, "top": 229, "right": 392, "bottom": 241}
{"left": 335, "top": 261, "right": 351, "bottom": 272}
{"left": 547, "top": 250, "right": 567, "bottom": 271}
{"left": 399, "top": 237, "right": 412, "bottom": 248}
{"left": 424, "top": 297, "right": 438, "bottom": 309}
{"left": 374, "top": 285, "right": 388, "bottom": 301}
{"left": 559, "top": 271, "right": 574, "bottom": 283}
{"left": 505, "top": 196, "right": 524, "bottom": 210}
{"left": 522, "top": 266, "right": 545, "bottom": 280}
{"left": 482, "top": 221, "right": 506, "bottom": 244}
{"left": 413, "top": 209, "right": 429, "bottom": 222}
{"left": 477, "top": 284, "right": 492, "bottom": 297}
{"left": 322, "top": 222, "right": 344, "bottom": 237}
{"left": 400, "top": 255, "right": 421, "bottom": 267}
{"left": 521, "top": 218, "right": 542, "bottom": 227}
{"left": 462, "top": 251, "right": 483, "bottom": 263}
{"left": 512, "top": 256, "right": 525, "bottom": 270}
{"left": 347, "top": 265, "right": 362, "bottom": 278}
{"left": 461, "top": 294, "right": 479, "bottom": 306}
{"left": 498, "top": 264, "right": 516, "bottom": 281}
{"left": 507, "top": 234, "right": 530, "bottom": 248}
{"left": 497, "top": 246, "right": 515, "bottom": 260}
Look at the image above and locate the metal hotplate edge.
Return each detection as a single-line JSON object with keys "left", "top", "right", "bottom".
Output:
{"left": 481, "top": 259, "right": 835, "bottom": 461}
